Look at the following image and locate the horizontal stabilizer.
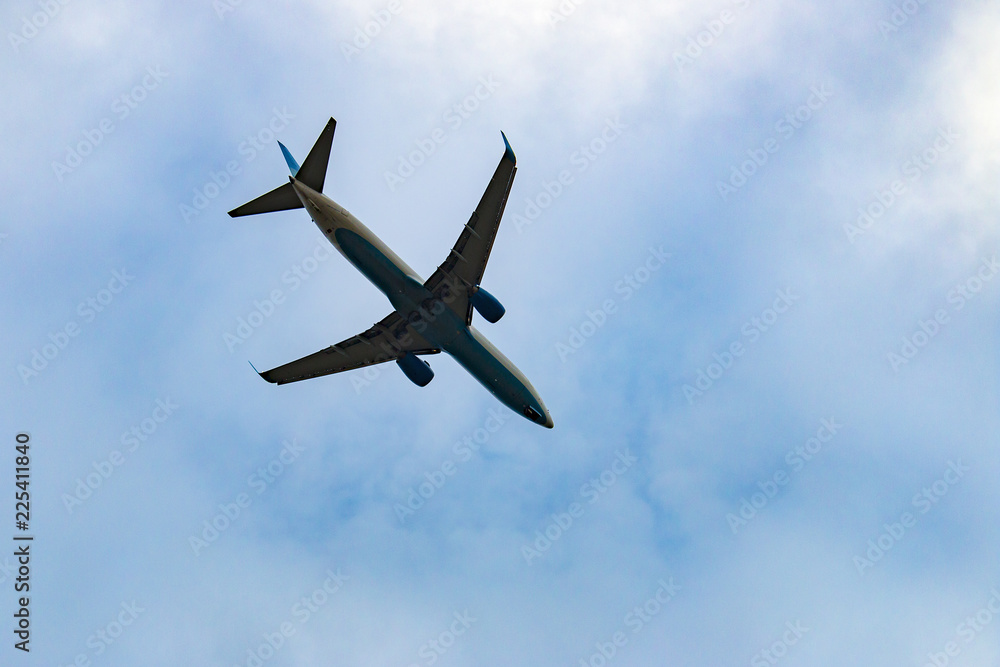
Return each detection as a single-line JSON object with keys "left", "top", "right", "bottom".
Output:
{"left": 228, "top": 182, "right": 302, "bottom": 218}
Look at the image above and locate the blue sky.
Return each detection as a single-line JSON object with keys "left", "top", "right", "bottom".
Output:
{"left": 2, "top": 0, "right": 999, "bottom": 665}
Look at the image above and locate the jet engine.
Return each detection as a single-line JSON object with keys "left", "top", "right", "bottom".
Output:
{"left": 472, "top": 287, "right": 505, "bottom": 323}
{"left": 396, "top": 352, "right": 434, "bottom": 387}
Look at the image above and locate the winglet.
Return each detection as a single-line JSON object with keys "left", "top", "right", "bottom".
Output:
{"left": 501, "top": 131, "right": 516, "bottom": 165}
{"left": 278, "top": 141, "right": 300, "bottom": 176}
{"left": 250, "top": 360, "right": 277, "bottom": 383}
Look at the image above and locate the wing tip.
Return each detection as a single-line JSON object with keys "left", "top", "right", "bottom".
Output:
{"left": 249, "top": 360, "right": 276, "bottom": 383}
{"left": 501, "top": 131, "right": 516, "bottom": 165}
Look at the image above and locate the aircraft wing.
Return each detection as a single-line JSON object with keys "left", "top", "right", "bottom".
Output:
{"left": 423, "top": 134, "right": 517, "bottom": 324}
{"left": 257, "top": 311, "right": 438, "bottom": 385}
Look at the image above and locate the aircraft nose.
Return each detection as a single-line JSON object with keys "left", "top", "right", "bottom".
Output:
{"left": 535, "top": 404, "right": 554, "bottom": 429}
{"left": 523, "top": 402, "right": 554, "bottom": 428}
{"left": 533, "top": 397, "right": 554, "bottom": 428}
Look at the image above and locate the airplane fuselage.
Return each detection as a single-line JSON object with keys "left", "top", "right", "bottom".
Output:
{"left": 291, "top": 178, "right": 554, "bottom": 428}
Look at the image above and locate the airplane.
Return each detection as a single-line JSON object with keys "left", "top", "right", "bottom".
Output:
{"left": 229, "top": 118, "right": 554, "bottom": 428}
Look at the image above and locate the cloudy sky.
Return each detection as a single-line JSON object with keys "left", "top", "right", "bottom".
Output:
{"left": 2, "top": 0, "right": 999, "bottom": 665}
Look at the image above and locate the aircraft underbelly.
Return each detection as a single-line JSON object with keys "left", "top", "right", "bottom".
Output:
{"left": 331, "top": 223, "right": 541, "bottom": 414}
{"left": 445, "top": 329, "right": 533, "bottom": 409}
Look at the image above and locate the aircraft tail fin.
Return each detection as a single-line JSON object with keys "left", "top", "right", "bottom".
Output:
{"left": 228, "top": 118, "right": 337, "bottom": 218}
{"left": 278, "top": 141, "right": 300, "bottom": 176}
